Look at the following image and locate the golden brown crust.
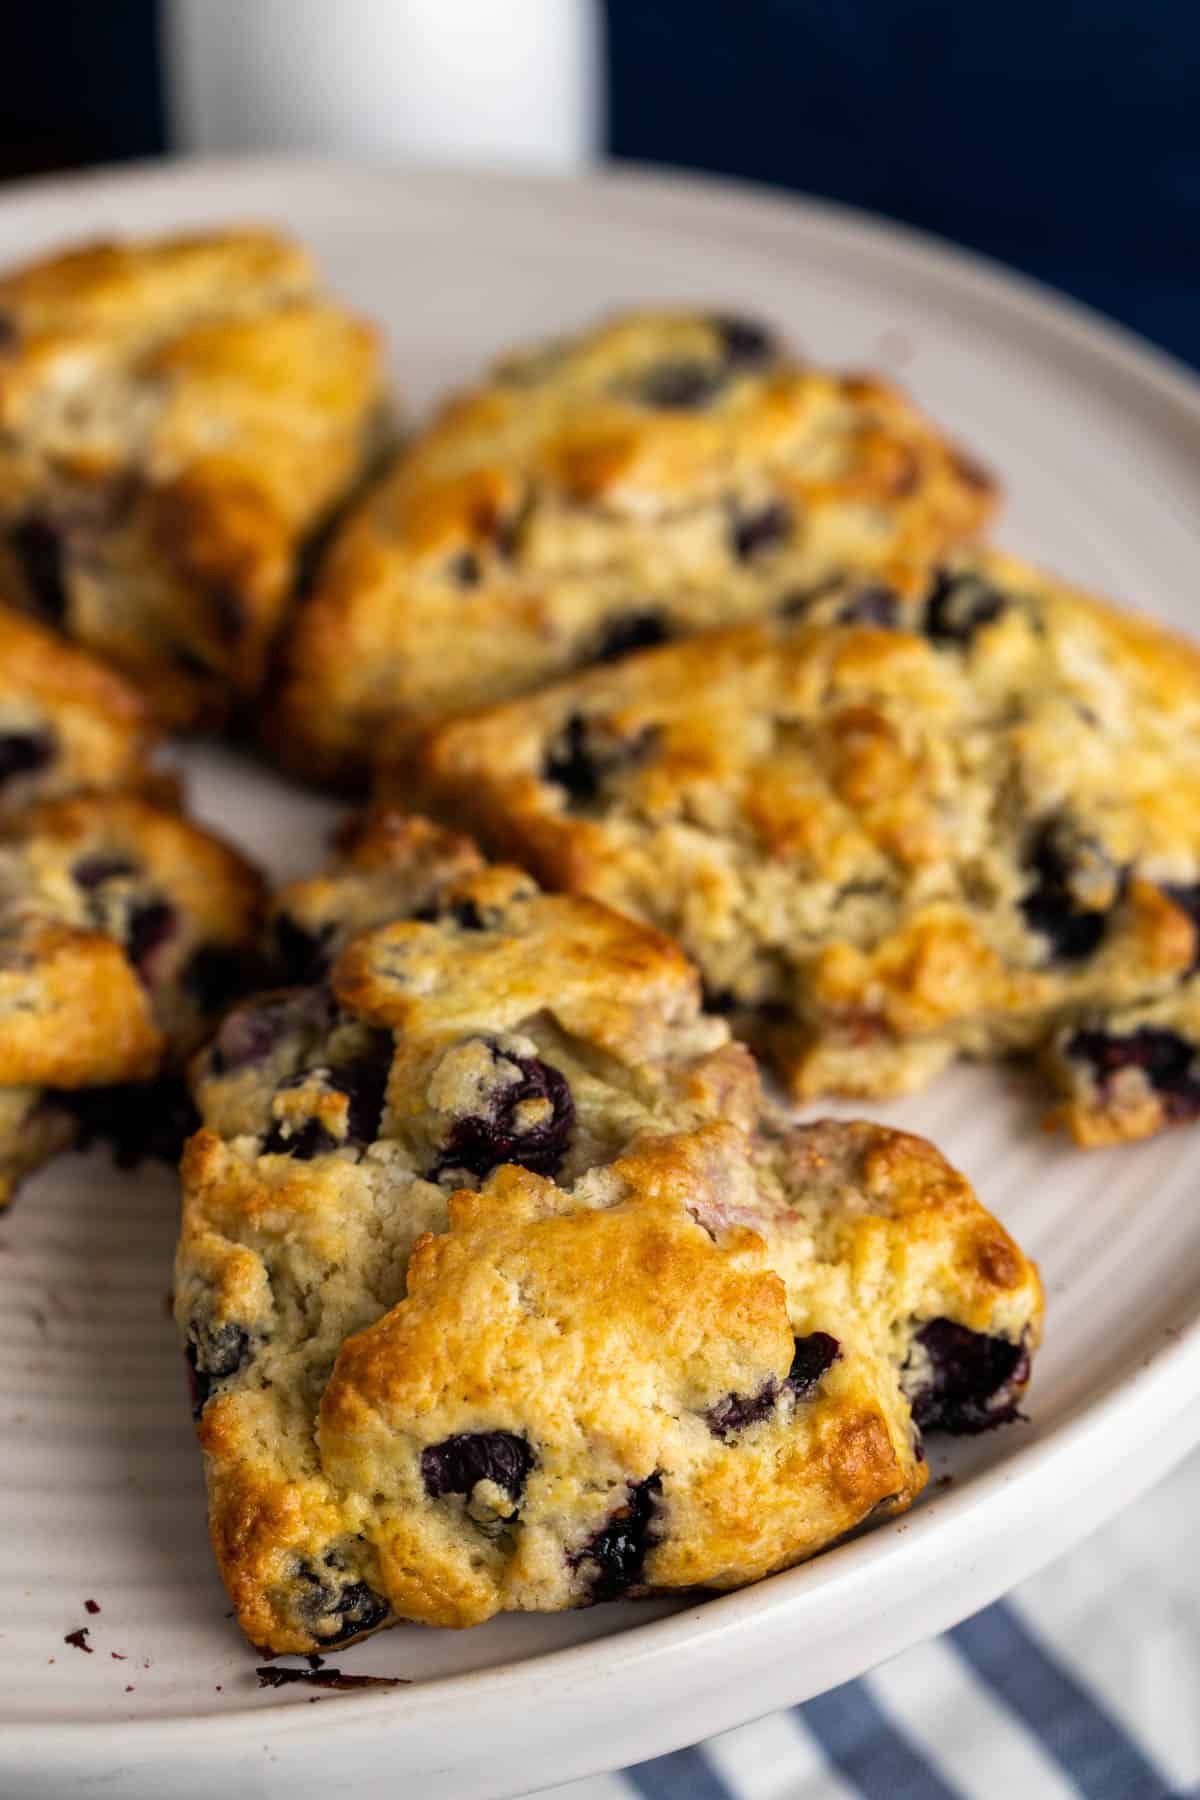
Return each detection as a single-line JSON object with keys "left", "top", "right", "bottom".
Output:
{"left": 318, "top": 1128, "right": 921, "bottom": 1629}
{"left": 0, "top": 228, "right": 389, "bottom": 725}
{"left": 269, "top": 308, "right": 993, "bottom": 783}
{"left": 412, "top": 546, "right": 1200, "bottom": 1136}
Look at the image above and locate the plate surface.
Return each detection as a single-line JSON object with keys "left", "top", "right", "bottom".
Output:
{"left": 2, "top": 155, "right": 1200, "bottom": 1800}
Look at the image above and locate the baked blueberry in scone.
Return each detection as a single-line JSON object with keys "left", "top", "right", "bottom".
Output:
{"left": 0, "top": 602, "right": 158, "bottom": 811}
{"left": 0, "top": 790, "right": 265, "bottom": 1206}
{"left": 268, "top": 307, "right": 994, "bottom": 783}
{"left": 0, "top": 228, "right": 390, "bottom": 725}
{"left": 413, "top": 545, "right": 1200, "bottom": 1144}
{"left": 175, "top": 813, "right": 1040, "bottom": 1650}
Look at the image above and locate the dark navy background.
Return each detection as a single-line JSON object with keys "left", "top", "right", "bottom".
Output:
{"left": 3, "top": 1, "right": 1196, "bottom": 367}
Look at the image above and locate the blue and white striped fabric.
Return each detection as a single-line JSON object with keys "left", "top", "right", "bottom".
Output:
{"left": 534, "top": 1447, "right": 1200, "bottom": 1800}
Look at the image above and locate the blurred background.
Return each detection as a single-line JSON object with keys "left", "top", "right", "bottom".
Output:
{"left": 2, "top": 0, "right": 1195, "bottom": 367}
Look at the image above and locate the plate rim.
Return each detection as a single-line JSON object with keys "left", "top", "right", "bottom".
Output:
{"left": 4, "top": 150, "right": 1200, "bottom": 1781}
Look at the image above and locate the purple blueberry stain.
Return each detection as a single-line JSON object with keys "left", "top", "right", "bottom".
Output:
{"left": 923, "top": 568, "right": 1009, "bottom": 646}
{"left": 9, "top": 516, "right": 68, "bottom": 626}
{"left": 571, "top": 1473, "right": 662, "bottom": 1602}
{"left": 542, "top": 713, "right": 657, "bottom": 806}
{"left": 421, "top": 1432, "right": 533, "bottom": 1507}
{"left": 210, "top": 993, "right": 313, "bottom": 1075}
{"left": 262, "top": 1035, "right": 391, "bottom": 1159}
{"left": 1067, "top": 1025, "right": 1200, "bottom": 1121}
{"left": 0, "top": 728, "right": 55, "bottom": 785}
{"left": 262, "top": 1115, "right": 340, "bottom": 1161}
{"left": 705, "top": 1381, "right": 778, "bottom": 1440}
{"left": 902, "top": 1319, "right": 1029, "bottom": 1435}
{"left": 294, "top": 1557, "right": 391, "bottom": 1646}
{"left": 1021, "top": 819, "right": 1122, "bottom": 963}
{"left": 835, "top": 584, "right": 901, "bottom": 628}
{"left": 730, "top": 500, "right": 791, "bottom": 562}
{"left": 786, "top": 1331, "right": 842, "bottom": 1397}
{"left": 73, "top": 853, "right": 137, "bottom": 890}
{"left": 711, "top": 314, "right": 777, "bottom": 369}
{"left": 448, "top": 548, "right": 483, "bottom": 587}
{"left": 430, "top": 1047, "right": 574, "bottom": 1181}
{"left": 185, "top": 1319, "right": 252, "bottom": 1417}
{"left": 636, "top": 359, "right": 726, "bottom": 410}
{"left": 592, "top": 609, "right": 671, "bottom": 664}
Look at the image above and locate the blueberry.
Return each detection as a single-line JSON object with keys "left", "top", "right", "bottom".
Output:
{"left": 448, "top": 898, "right": 488, "bottom": 930}
{"left": 431, "top": 1048, "right": 574, "bottom": 1180}
{"left": 786, "top": 1331, "right": 842, "bottom": 1397}
{"left": 705, "top": 1380, "right": 778, "bottom": 1440}
{"left": 1162, "top": 883, "right": 1200, "bottom": 972}
{"left": 923, "top": 568, "right": 1008, "bottom": 646}
{"left": 262, "top": 1036, "right": 391, "bottom": 1159}
{"left": 0, "top": 729, "right": 54, "bottom": 784}
{"left": 421, "top": 1431, "right": 533, "bottom": 1504}
{"left": 262, "top": 1116, "right": 340, "bottom": 1161}
{"left": 211, "top": 992, "right": 327, "bottom": 1075}
{"left": 637, "top": 360, "right": 725, "bottom": 410}
{"left": 448, "top": 549, "right": 483, "bottom": 587}
{"left": 185, "top": 1319, "right": 251, "bottom": 1417}
{"left": 1021, "top": 820, "right": 1122, "bottom": 963}
{"left": 183, "top": 944, "right": 261, "bottom": 1015}
{"left": 1067, "top": 1025, "right": 1200, "bottom": 1122}
{"left": 835, "top": 584, "right": 901, "bottom": 628}
{"left": 592, "top": 609, "right": 671, "bottom": 664}
{"left": 337, "top": 1038, "right": 393, "bottom": 1144}
{"left": 125, "top": 899, "right": 177, "bottom": 976}
{"left": 294, "top": 1557, "right": 391, "bottom": 1646}
{"left": 701, "top": 984, "right": 740, "bottom": 1015}
{"left": 542, "top": 714, "right": 656, "bottom": 806}
{"left": 73, "top": 854, "right": 137, "bottom": 890}
{"left": 903, "top": 1319, "right": 1029, "bottom": 1435}
{"left": 571, "top": 1473, "right": 662, "bottom": 1601}
{"left": 9, "top": 516, "right": 67, "bottom": 626}
{"left": 711, "top": 314, "right": 777, "bottom": 368}
{"left": 273, "top": 913, "right": 336, "bottom": 985}
{"left": 730, "top": 501, "right": 791, "bottom": 562}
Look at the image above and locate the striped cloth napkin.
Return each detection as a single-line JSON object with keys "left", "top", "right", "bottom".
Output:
{"left": 535, "top": 1446, "right": 1200, "bottom": 1800}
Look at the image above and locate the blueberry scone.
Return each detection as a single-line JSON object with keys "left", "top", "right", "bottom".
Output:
{"left": 414, "top": 546, "right": 1200, "bottom": 1142}
{"left": 179, "top": 1110, "right": 1039, "bottom": 1648}
{"left": 0, "top": 791, "right": 265, "bottom": 1205}
{"left": 0, "top": 601, "right": 157, "bottom": 810}
{"left": 175, "top": 814, "right": 1039, "bottom": 1649}
{"left": 270, "top": 307, "right": 994, "bottom": 783}
{"left": 0, "top": 228, "right": 389, "bottom": 725}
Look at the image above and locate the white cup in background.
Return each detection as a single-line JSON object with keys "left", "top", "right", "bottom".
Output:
{"left": 163, "top": 0, "right": 603, "bottom": 171}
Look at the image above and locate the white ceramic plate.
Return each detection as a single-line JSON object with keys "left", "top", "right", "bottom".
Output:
{"left": 3, "top": 156, "right": 1200, "bottom": 1800}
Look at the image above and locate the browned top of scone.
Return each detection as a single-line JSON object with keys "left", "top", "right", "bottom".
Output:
{"left": 270, "top": 307, "right": 993, "bottom": 783}
{"left": 412, "top": 546, "right": 1200, "bottom": 1096}
{"left": 0, "top": 227, "right": 388, "bottom": 725}
{"left": 0, "top": 789, "right": 266, "bottom": 1086}
{"left": 318, "top": 1124, "right": 923, "bottom": 1630}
